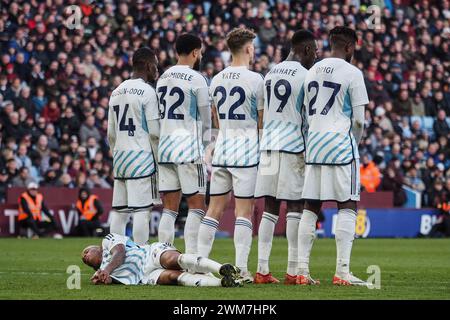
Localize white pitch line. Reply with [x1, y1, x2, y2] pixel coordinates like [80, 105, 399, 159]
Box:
[0, 271, 91, 276]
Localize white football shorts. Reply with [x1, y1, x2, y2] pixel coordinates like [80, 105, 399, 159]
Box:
[209, 166, 257, 198]
[141, 242, 179, 286]
[112, 174, 160, 210]
[255, 151, 305, 201]
[158, 163, 207, 196]
[302, 158, 360, 202]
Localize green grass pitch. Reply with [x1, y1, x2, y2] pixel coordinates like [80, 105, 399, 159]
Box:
[1, 237, 450, 300]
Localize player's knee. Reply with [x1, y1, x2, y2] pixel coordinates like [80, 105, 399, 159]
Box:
[158, 270, 181, 285]
[264, 196, 280, 215]
[186, 194, 206, 210]
[160, 251, 181, 270]
[287, 200, 304, 213]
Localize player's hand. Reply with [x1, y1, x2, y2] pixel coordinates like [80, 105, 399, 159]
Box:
[91, 271, 102, 285]
[97, 270, 112, 284]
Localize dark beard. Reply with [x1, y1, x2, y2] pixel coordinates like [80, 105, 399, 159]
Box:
[193, 58, 201, 71]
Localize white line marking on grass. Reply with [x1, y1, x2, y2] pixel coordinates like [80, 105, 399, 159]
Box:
[0, 271, 91, 276]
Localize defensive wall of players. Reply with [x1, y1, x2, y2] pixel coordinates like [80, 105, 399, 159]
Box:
[0, 187, 439, 238]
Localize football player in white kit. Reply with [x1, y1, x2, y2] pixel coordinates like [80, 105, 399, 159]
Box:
[82, 233, 243, 287]
[156, 34, 210, 254]
[107, 47, 161, 245]
[298, 27, 369, 286]
[254, 30, 317, 285]
[197, 28, 264, 282]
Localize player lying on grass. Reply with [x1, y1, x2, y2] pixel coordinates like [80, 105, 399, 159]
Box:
[81, 233, 242, 287]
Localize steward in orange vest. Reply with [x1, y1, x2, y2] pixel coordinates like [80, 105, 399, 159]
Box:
[76, 188, 103, 236]
[17, 182, 57, 238]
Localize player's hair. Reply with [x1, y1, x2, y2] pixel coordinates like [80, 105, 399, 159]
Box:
[226, 27, 256, 54]
[132, 47, 156, 70]
[175, 33, 202, 55]
[291, 29, 315, 48]
[329, 26, 357, 47]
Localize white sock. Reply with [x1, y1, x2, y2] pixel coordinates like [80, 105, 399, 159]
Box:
[177, 272, 221, 287]
[297, 209, 317, 276]
[257, 212, 278, 275]
[335, 208, 357, 277]
[132, 209, 150, 245]
[110, 210, 130, 235]
[234, 217, 253, 275]
[177, 253, 222, 274]
[184, 209, 205, 254]
[158, 209, 178, 244]
[286, 212, 301, 276]
[197, 216, 219, 258]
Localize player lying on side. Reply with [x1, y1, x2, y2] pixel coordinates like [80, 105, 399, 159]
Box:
[82, 233, 243, 287]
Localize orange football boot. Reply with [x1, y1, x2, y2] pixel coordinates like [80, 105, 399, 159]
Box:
[284, 274, 297, 285]
[296, 274, 320, 285]
[253, 272, 280, 284]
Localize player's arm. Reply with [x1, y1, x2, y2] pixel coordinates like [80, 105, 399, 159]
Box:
[92, 244, 126, 285]
[107, 105, 117, 152]
[352, 105, 366, 145]
[196, 84, 212, 145]
[211, 103, 219, 129]
[349, 71, 369, 145]
[145, 89, 161, 155]
[256, 76, 265, 131]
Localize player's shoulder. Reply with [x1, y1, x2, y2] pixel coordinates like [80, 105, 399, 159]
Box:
[245, 68, 264, 82]
[102, 233, 128, 249]
[190, 69, 209, 87]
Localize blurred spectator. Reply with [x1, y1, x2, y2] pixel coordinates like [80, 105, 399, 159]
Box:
[360, 155, 381, 193]
[86, 169, 111, 189]
[378, 165, 407, 207]
[404, 167, 426, 193]
[433, 109, 450, 138]
[79, 115, 101, 144]
[12, 166, 34, 188]
[76, 188, 103, 237]
[17, 182, 60, 238]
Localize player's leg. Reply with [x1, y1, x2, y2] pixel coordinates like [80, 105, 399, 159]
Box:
[296, 199, 321, 285]
[281, 152, 306, 284]
[285, 200, 303, 284]
[254, 151, 281, 283]
[110, 179, 131, 235]
[158, 164, 182, 244]
[232, 167, 257, 282]
[128, 175, 158, 245]
[158, 249, 241, 287]
[197, 167, 232, 258]
[255, 196, 280, 283]
[332, 159, 367, 286]
[297, 163, 322, 285]
[180, 163, 207, 254]
[160, 270, 222, 287]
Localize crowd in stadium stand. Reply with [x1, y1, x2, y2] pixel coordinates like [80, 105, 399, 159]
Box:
[0, 0, 449, 208]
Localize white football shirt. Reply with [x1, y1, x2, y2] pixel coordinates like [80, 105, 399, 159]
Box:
[260, 60, 308, 153]
[100, 233, 148, 285]
[156, 65, 209, 164]
[303, 58, 369, 165]
[210, 66, 264, 167]
[108, 78, 160, 179]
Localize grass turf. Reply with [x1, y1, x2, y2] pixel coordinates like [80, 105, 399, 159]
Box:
[0, 237, 449, 300]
